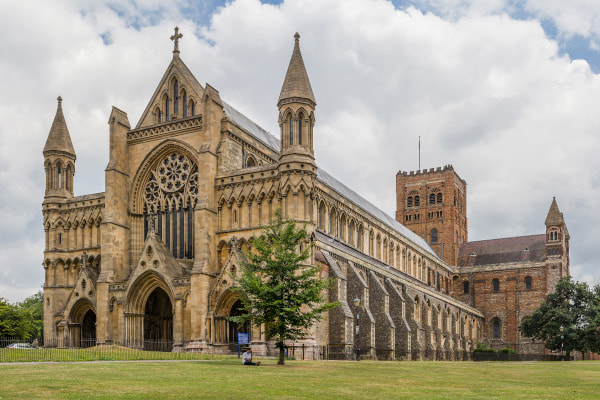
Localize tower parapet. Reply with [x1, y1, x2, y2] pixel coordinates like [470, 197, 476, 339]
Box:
[395, 164, 467, 266]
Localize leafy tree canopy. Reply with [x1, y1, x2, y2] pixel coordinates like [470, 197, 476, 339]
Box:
[519, 276, 599, 358]
[0, 291, 43, 339]
[231, 209, 339, 365]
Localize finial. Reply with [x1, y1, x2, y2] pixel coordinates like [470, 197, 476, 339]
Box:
[294, 32, 300, 42]
[57, 96, 62, 106]
[170, 26, 183, 55]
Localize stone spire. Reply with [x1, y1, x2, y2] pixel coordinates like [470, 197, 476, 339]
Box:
[277, 33, 316, 108]
[545, 197, 565, 226]
[43, 96, 75, 158]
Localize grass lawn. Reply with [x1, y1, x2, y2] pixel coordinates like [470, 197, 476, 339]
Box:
[1, 360, 599, 399]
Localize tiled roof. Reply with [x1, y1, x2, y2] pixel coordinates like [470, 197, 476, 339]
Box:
[222, 102, 440, 261]
[457, 234, 546, 267]
[316, 169, 439, 259]
[222, 102, 281, 151]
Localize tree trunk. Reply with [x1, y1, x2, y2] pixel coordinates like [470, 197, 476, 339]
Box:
[278, 335, 285, 365]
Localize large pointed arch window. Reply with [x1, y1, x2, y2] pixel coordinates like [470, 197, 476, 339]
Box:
[182, 91, 187, 118]
[143, 152, 199, 259]
[289, 116, 294, 145]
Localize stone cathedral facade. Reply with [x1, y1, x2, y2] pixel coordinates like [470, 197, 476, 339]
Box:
[41, 29, 566, 359]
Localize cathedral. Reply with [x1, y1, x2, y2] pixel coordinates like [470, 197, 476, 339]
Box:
[41, 29, 568, 359]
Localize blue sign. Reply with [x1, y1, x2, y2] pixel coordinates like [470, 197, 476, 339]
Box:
[238, 332, 249, 345]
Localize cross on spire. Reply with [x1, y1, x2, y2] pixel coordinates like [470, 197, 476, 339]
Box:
[170, 26, 183, 55]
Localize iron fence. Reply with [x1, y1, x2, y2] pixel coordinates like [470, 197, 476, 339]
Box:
[0, 337, 218, 363]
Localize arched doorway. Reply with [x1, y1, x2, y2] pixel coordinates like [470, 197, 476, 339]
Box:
[68, 299, 96, 348]
[143, 287, 173, 351]
[228, 300, 250, 352]
[81, 310, 96, 347]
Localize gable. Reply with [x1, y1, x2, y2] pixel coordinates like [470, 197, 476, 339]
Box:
[136, 56, 205, 129]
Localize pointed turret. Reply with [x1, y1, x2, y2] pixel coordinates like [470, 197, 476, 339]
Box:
[278, 33, 316, 164]
[43, 96, 76, 198]
[278, 33, 316, 108]
[544, 197, 570, 287]
[545, 197, 565, 227]
[43, 96, 75, 158]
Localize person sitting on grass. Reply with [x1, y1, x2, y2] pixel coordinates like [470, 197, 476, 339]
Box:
[242, 347, 260, 366]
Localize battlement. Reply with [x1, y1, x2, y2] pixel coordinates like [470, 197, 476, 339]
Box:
[397, 164, 454, 176]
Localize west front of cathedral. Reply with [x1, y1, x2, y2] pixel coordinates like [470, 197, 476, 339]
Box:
[41, 30, 569, 360]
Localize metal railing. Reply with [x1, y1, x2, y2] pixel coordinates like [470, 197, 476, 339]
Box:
[0, 337, 220, 363]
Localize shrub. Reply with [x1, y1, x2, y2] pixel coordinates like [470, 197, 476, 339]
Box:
[474, 342, 496, 353]
[499, 348, 516, 354]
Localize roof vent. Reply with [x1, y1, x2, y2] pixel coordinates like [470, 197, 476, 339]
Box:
[470, 252, 476, 257]
[524, 247, 529, 251]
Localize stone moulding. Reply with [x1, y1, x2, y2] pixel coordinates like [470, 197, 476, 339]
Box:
[127, 116, 202, 143]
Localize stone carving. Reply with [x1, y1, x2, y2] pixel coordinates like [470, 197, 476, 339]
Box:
[144, 152, 199, 211]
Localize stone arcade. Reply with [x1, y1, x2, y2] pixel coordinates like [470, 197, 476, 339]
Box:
[42, 29, 566, 359]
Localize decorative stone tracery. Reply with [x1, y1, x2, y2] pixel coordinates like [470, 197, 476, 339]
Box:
[143, 152, 199, 259]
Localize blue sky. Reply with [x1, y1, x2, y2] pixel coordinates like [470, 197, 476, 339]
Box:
[1, 0, 600, 302]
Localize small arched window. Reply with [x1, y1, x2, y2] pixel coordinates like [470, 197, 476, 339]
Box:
[463, 281, 469, 294]
[414, 196, 420, 207]
[329, 209, 337, 236]
[429, 193, 435, 205]
[437, 192, 443, 204]
[57, 165, 62, 189]
[246, 157, 256, 168]
[182, 91, 187, 118]
[431, 228, 438, 243]
[525, 276, 532, 290]
[492, 278, 500, 292]
[190, 100, 195, 116]
[407, 197, 413, 208]
[165, 96, 170, 121]
[155, 107, 162, 123]
[298, 113, 303, 145]
[173, 79, 179, 115]
[492, 318, 501, 339]
[318, 203, 325, 230]
[289, 116, 293, 145]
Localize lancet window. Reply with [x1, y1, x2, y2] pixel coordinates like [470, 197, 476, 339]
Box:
[143, 152, 199, 259]
[173, 79, 179, 116]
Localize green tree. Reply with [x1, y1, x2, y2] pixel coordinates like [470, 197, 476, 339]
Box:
[19, 291, 44, 338]
[231, 209, 338, 365]
[519, 276, 593, 359]
[0, 298, 33, 338]
[587, 284, 600, 354]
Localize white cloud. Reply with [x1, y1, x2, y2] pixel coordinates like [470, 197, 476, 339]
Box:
[0, 0, 599, 302]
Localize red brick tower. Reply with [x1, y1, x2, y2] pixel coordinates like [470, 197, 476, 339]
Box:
[395, 165, 467, 266]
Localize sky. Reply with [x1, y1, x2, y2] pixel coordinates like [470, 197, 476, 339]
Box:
[1, 0, 600, 303]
